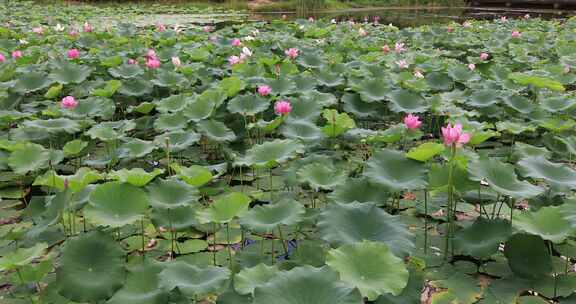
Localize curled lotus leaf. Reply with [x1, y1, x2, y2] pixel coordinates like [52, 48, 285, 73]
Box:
[517, 156, 576, 189]
[159, 261, 230, 298]
[364, 149, 428, 192]
[239, 198, 305, 233]
[86, 182, 150, 228]
[240, 139, 304, 168]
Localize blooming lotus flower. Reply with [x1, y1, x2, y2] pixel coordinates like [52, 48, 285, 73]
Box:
[396, 60, 409, 69]
[69, 30, 79, 37]
[524, 14, 531, 19]
[12, 50, 22, 59]
[564, 65, 571, 74]
[480, 52, 489, 61]
[0, 53, 4, 63]
[146, 57, 161, 69]
[54, 23, 65, 32]
[308, 17, 315, 22]
[462, 20, 472, 27]
[83, 22, 93, 33]
[511, 30, 521, 38]
[404, 114, 422, 130]
[67, 49, 80, 59]
[241, 47, 252, 58]
[447, 26, 454, 33]
[32, 27, 44, 34]
[500, 16, 508, 23]
[209, 35, 218, 42]
[358, 28, 368, 37]
[156, 23, 166, 32]
[257, 85, 272, 96]
[244, 36, 255, 41]
[468, 63, 476, 71]
[395, 42, 406, 53]
[274, 100, 292, 115]
[228, 55, 242, 65]
[231, 38, 242, 47]
[61, 96, 78, 109]
[414, 70, 424, 79]
[171, 56, 181, 67]
[441, 123, 470, 146]
[382, 44, 391, 53]
[203, 25, 213, 33]
[285, 48, 299, 59]
[128, 59, 137, 65]
[146, 49, 157, 59]
[331, 19, 337, 24]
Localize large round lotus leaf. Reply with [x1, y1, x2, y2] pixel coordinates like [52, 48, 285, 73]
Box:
[281, 121, 324, 141]
[509, 73, 565, 92]
[517, 156, 576, 189]
[504, 234, 552, 280]
[468, 156, 544, 199]
[540, 96, 575, 113]
[217, 289, 252, 304]
[183, 91, 221, 122]
[426, 72, 453, 91]
[318, 202, 414, 257]
[197, 119, 236, 142]
[159, 261, 230, 298]
[197, 192, 251, 224]
[315, 69, 345, 87]
[364, 149, 428, 192]
[154, 113, 190, 132]
[68, 97, 116, 119]
[155, 94, 189, 113]
[503, 95, 535, 114]
[108, 168, 164, 187]
[22, 118, 81, 134]
[328, 178, 390, 205]
[151, 205, 199, 231]
[467, 90, 500, 107]
[227, 94, 269, 116]
[342, 93, 380, 118]
[326, 241, 409, 300]
[513, 206, 574, 243]
[297, 163, 346, 190]
[292, 74, 318, 92]
[33, 168, 103, 193]
[118, 138, 156, 159]
[267, 78, 296, 95]
[108, 64, 144, 79]
[0, 242, 47, 271]
[8, 143, 51, 175]
[298, 52, 325, 68]
[514, 142, 551, 159]
[107, 260, 168, 304]
[453, 218, 512, 258]
[86, 182, 149, 228]
[147, 178, 199, 209]
[356, 79, 390, 102]
[13, 72, 53, 93]
[154, 129, 200, 152]
[288, 98, 322, 121]
[241, 139, 304, 168]
[448, 65, 480, 82]
[151, 70, 188, 88]
[119, 77, 153, 96]
[56, 231, 125, 302]
[374, 266, 423, 304]
[387, 90, 428, 113]
[177, 165, 213, 187]
[252, 266, 362, 304]
[50, 63, 92, 84]
[234, 263, 279, 295]
[406, 142, 445, 162]
[239, 198, 305, 233]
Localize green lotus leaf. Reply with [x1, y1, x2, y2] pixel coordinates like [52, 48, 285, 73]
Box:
[108, 64, 144, 79]
[342, 93, 380, 118]
[328, 178, 390, 205]
[0, 242, 47, 271]
[86, 121, 135, 141]
[467, 90, 500, 107]
[197, 192, 251, 224]
[151, 205, 200, 231]
[315, 69, 345, 87]
[364, 149, 428, 192]
[156, 94, 190, 113]
[119, 77, 153, 96]
[234, 263, 279, 295]
[321, 109, 356, 138]
[513, 206, 574, 243]
[241, 139, 304, 168]
[118, 138, 156, 159]
[8, 143, 51, 174]
[151, 70, 189, 88]
[281, 120, 324, 141]
[517, 156, 576, 189]
[239, 198, 305, 233]
[538, 117, 576, 132]
[33, 168, 103, 192]
[503, 95, 535, 114]
[56, 231, 125, 303]
[318, 202, 414, 257]
[154, 112, 190, 132]
[426, 72, 453, 91]
[68, 97, 116, 119]
[468, 156, 544, 199]
[267, 78, 296, 95]
[253, 266, 362, 304]
[387, 90, 429, 113]
[454, 218, 512, 258]
[50, 62, 92, 84]
[154, 130, 200, 152]
[107, 260, 168, 304]
[509, 72, 565, 92]
[504, 234, 552, 280]
[13, 72, 53, 93]
[219, 76, 245, 97]
[183, 89, 226, 121]
[540, 96, 575, 113]
[63, 139, 88, 157]
[298, 52, 325, 68]
[288, 97, 322, 121]
[227, 94, 269, 116]
[496, 121, 535, 135]
[22, 118, 81, 134]
[159, 261, 230, 298]
[86, 182, 149, 228]
[197, 119, 236, 142]
[177, 165, 213, 187]
[297, 163, 346, 190]
[357, 79, 389, 102]
[448, 65, 480, 82]
[148, 178, 199, 209]
[514, 142, 550, 159]
[91, 79, 122, 98]
[108, 168, 164, 187]
[130, 102, 155, 113]
[326, 241, 408, 300]
[407, 142, 445, 162]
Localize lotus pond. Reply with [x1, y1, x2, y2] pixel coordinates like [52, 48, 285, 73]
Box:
[2, 2, 576, 304]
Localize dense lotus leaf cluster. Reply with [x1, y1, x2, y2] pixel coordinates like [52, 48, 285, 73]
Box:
[1, 2, 576, 303]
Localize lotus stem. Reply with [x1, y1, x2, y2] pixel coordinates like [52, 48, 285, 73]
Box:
[213, 222, 217, 266]
[444, 144, 456, 261]
[424, 190, 428, 255]
[165, 138, 171, 176]
[260, 235, 265, 259]
[271, 238, 275, 264]
[226, 223, 233, 267]
[16, 268, 34, 304]
[141, 219, 146, 261]
[277, 226, 288, 256]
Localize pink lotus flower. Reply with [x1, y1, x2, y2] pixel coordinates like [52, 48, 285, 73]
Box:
[32, 27, 44, 35]
[156, 23, 166, 32]
[447, 26, 454, 33]
[69, 30, 79, 37]
[12, 50, 22, 59]
[228, 55, 242, 65]
[146, 49, 157, 59]
[396, 60, 409, 69]
[231, 38, 242, 47]
[404, 114, 422, 130]
[274, 100, 292, 115]
[462, 20, 472, 28]
[146, 57, 161, 69]
[441, 123, 470, 146]
[414, 70, 424, 79]
[382, 44, 391, 53]
[511, 30, 521, 38]
[480, 52, 489, 61]
[0, 53, 5, 63]
[67, 49, 80, 59]
[61, 96, 78, 109]
[468, 63, 476, 71]
[203, 26, 213, 33]
[257, 85, 272, 96]
[395, 42, 406, 53]
[500, 16, 508, 23]
[285, 48, 299, 59]
[128, 58, 137, 65]
[524, 14, 531, 19]
[83, 22, 93, 33]
[171, 56, 181, 67]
